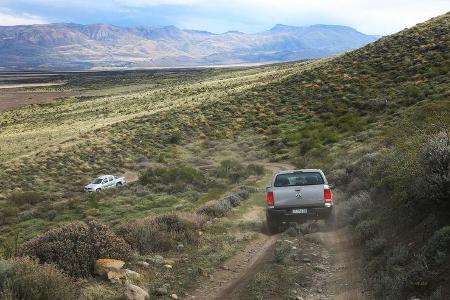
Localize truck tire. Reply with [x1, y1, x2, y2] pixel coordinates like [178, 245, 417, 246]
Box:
[266, 212, 279, 234]
[116, 182, 122, 187]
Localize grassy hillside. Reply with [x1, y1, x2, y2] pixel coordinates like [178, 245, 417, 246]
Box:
[0, 12, 448, 300]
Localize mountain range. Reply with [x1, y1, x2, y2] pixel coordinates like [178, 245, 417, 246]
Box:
[0, 23, 379, 70]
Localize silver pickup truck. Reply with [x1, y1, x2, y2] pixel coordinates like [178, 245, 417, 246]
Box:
[84, 175, 125, 192]
[266, 169, 334, 233]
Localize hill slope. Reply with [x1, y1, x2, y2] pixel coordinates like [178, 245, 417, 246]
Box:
[0, 23, 377, 70]
[0, 11, 448, 300]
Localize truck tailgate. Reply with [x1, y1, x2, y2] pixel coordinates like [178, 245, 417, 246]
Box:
[273, 185, 324, 208]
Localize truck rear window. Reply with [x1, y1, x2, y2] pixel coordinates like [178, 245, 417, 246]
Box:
[274, 172, 324, 187]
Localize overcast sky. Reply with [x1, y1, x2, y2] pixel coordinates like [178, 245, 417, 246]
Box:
[0, 0, 449, 35]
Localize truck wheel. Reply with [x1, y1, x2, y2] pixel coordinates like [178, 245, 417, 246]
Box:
[96, 188, 101, 192]
[116, 182, 122, 187]
[266, 213, 279, 234]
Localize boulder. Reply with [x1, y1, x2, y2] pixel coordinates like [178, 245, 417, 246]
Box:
[137, 261, 150, 268]
[155, 287, 168, 296]
[94, 259, 125, 277]
[125, 283, 149, 300]
[125, 269, 141, 280]
[163, 259, 176, 265]
[146, 255, 164, 265]
[107, 269, 127, 284]
[303, 232, 326, 245]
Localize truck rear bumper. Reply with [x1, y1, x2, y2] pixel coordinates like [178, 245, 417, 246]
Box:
[267, 206, 332, 221]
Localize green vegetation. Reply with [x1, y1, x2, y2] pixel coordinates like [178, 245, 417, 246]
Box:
[19, 221, 131, 277]
[0, 12, 448, 300]
[0, 258, 79, 300]
[336, 126, 449, 299]
[139, 165, 210, 193]
[117, 214, 202, 254]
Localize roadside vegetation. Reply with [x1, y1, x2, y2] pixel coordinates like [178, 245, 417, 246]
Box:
[0, 12, 448, 300]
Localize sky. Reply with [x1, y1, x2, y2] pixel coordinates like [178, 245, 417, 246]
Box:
[0, 0, 449, 35]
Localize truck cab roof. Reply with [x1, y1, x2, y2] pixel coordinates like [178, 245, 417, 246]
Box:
[275, 169, 323, 175]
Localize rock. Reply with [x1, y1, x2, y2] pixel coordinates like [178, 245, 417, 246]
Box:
[147, 255, 164, 265]
[198, 267, 208, 276]
[155, 287, 168, 296]
[313, 265, 326, 272]
[107, 269, 127, 284]
[125, 269, 141, 280]
[137, 261, 150, 268]
[125, 283, 149, 300]
[177, 244, 185, 251]
[302, 258, 311, 263]
[163, 259, 176, 265]
[94, 259, 125, 277]
[303, 232, 325, 245]
[164, 264, 173, 269]
[170, 294, 179, 299]
[198, 231, 203, 236]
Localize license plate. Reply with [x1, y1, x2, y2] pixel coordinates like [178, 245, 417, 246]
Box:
[292, 209, 308, 214]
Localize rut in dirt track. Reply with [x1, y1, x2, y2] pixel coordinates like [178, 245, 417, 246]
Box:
[190, 233, 278, 300]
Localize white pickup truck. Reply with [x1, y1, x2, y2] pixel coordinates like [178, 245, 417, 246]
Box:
[84, 175, 125, 192]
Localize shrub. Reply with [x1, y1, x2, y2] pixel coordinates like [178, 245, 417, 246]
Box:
[0, 258, 79, 300]
[82, 284, 122, 300]
[387, 245, 411, 267]
[423, 226, 450, 266]
[365, 237, 387, 256]
[355, 220, 379, 242]
[8, 192, 44, 206]
[19, 220, 131, 278]
[139, 165, 209, 193]
[117, 214, 200, 254]
[339, 191, 372, 225]
[246, 164, 266, 176]
[350, 208, 372, 226]
[215, 160, 245, 183]
[418, 131, 449, 207]
[198, 199, 232, 218]
[197, 186, 254, 217]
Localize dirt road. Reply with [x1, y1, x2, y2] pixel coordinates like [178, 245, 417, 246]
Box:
[189, 162, 369, 299]
[190, 233, 278, 299]
[190, 226, 368, 300]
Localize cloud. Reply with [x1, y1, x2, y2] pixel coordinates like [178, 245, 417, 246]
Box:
[0, 0, 448, 34]
[113, 0, 203, 6]
[0, 10, 47, 26]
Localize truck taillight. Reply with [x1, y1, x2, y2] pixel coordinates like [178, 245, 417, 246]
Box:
[266, 192, 274, 207]
[324, 188, 332, 203]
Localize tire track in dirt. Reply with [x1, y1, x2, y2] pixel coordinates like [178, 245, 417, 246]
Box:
[190, 233, 278, 299]
[189, 162, 293, 299]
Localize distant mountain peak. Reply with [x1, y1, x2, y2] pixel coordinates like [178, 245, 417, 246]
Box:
[224, 30, 245, 34]
[269, 24, 296, 32]
[0, 21, 379, 70]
